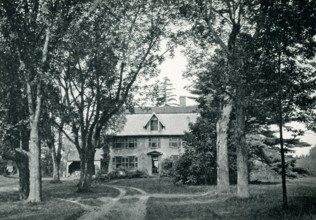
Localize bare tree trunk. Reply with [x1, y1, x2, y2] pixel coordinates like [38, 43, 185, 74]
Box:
[17, 27, 49, 202]
[16, 154, 29, 200]
[15, 126, 30, 200]
[216, 96, 232, 192]
[236, 102, 249, 198]
[28, 122, 41, 202]
[78, 147, 95, 192]
[279, 103, 288, 209]
[51, 146, 61, 182]
[50, 123, 63, 182]
[16, 128, 29, 200]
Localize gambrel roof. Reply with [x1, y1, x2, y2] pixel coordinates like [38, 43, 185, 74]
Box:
[116, 108, 199, 136]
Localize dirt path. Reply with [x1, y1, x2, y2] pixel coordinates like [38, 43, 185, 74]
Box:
[73, 184, 230, 220]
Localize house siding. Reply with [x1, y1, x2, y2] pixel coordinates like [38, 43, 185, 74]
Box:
[108, 136, 183, 175]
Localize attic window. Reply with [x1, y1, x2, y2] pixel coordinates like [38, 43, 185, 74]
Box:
[150, 116, 159, 131]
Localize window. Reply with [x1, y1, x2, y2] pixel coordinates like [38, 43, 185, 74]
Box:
[112, 156, 122, 169]
[112, 156, 138, 169]
[113, 139, 126, 149]
[150, 116, 159, 131]
[169, 137, 182, 148]
[113, 138, 137, 149]
[149, 137, 160, 148]
[127, 138, 137, 148]
[128, 156, 138, 169]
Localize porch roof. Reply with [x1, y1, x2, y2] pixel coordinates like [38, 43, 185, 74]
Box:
[147, 151, 163, 156]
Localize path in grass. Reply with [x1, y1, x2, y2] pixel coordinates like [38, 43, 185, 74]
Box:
[77, 185, 149, 220]
[74, 184, 230, 220]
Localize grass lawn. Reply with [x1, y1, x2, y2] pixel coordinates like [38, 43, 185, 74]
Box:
[145, 179, 316, 220]
[0, 176, 315, 219]
[0, 177, 120, 220]
[108, 177, 217, 194]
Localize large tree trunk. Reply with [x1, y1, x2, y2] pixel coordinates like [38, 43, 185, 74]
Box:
[51, 147, 61, 182]
[78, 147, 95, 192]
[27, 122, 41, 202]
[236, 102, 249, 198]
[16, 128, 30, 200]
[216, 96, 232, 192]
[51, 126, 62, 182]
[16, 154, 29, 200]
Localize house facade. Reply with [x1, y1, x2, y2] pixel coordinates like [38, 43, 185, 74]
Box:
[108, 102, 198, 176]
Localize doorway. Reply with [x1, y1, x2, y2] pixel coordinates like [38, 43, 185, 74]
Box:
[152, 156, 159, 174]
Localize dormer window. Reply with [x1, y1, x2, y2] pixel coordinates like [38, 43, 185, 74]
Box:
[150, 116, 159, 131]
[144, 114, 164, 131]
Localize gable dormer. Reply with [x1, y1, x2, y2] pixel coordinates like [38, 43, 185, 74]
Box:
[144, 113, 164, 131]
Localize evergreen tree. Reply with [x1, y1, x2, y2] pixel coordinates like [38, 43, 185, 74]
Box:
[156, 77, 178, 107]
[248, 0, 316, 208]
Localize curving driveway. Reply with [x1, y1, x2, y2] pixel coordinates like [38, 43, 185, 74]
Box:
[73, 185, 230, 220]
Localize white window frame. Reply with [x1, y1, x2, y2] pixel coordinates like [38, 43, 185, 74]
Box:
[169, 137, 182, 148]
[113, 138, 137, 149]
[150, 116, 159, 131]
[112, 156, 138, 169]
[149, 137, 160, 148]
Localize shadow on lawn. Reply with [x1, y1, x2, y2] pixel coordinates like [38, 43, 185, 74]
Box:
[145, 178, 316, 220]
[265, 196, 316, 219]
[250, 180, 280, 185]
[0, 179, 121, 220]
[42, 180, 120, 200]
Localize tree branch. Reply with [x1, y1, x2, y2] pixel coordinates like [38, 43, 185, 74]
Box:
[52, 120, 76, 145]
[15, 148, 30, 157]
[204, 2, 230, 56]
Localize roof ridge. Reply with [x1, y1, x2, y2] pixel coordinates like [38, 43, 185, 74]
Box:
[128, 105, 198, 114]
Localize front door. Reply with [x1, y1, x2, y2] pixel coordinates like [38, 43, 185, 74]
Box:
[152, 156, 159, 174]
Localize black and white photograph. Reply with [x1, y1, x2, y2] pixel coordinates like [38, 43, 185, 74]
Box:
[0, 0, 315, 219]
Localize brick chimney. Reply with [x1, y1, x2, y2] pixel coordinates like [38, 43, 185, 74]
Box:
[179, 96, 186, 107]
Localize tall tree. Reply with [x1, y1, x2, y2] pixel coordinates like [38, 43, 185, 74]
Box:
[179, 0, 253, 197]
[156, 77, 178, 106]
[0, 48, 30, 199]
[0, 1, 49, 201]
[0, 0, 81, 202]
[52, 0, 174, 191]
[249, 0, 316, 208]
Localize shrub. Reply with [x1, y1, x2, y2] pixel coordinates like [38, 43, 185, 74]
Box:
[127, 169, 149, 178]
[107, 169, 148, 180]
[108, 169, 127, 179]
[174, 151, 217, 185]
[174, 116, 233, 185]
[160, 158, 176, 177]
[95, 169, 110, 182]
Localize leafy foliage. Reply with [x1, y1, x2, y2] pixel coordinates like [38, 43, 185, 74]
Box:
[175, 115, 239, 185]
[107, 169, 149, 180]
[160, 157, 177, 177]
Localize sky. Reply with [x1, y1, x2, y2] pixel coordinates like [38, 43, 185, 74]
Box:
[270, 122, 316, 157]
[158, 47, 197, 106]
[158, 47, 316, 156]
